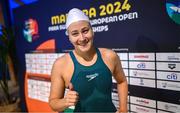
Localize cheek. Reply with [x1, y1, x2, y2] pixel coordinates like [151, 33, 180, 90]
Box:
[88, 30, 94, 40]
[88, 34, 94, 40]
[69, 37, 77, 44]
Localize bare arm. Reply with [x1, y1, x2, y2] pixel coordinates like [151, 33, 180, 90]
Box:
[48, 57, 78, 112]
[112, 52, 128, 112]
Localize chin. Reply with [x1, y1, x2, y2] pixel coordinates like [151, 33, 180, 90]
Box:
[77, 44, 92, 53]
[78, 46, 90, 52]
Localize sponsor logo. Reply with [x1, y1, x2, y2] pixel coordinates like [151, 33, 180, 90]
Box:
[136, 106, 150, 112]
[167, 73, 177, 80]
[167, 56, 180, 61]
[162, 82, 167, 88]
[168, 64, 176, 69]
[86, 73, 99, 81]
[137, 63, 146, 69]
[162, 82, 180, 89]
[133, 71, 138, 76]
[23, 18, 39, 43]
[162, 82, 168, 88]
[136, 99, 149, 104]
[133, 71, 149, 76]
[165, 104, 179, 111]
[134, 55, 149, 59]
[140, 78, 144, 85]
[166, 0, 180, 24]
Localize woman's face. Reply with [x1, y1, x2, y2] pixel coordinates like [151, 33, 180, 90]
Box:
[68, 21, 94, 53]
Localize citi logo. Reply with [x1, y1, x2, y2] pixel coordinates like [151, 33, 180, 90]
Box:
[167, 73, 177, 80]
[137, 63, 146, 69]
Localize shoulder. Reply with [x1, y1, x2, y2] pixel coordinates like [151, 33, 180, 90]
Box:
[98, 48, 118, 60]
[51, 52, 74, 87]
[53, 53, 70, 67]
[98, 48, 120, 73]
[98, 48, 120, 70]
[51, 53, 72, 75]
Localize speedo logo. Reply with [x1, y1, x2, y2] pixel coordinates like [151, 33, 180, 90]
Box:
[86, 73, 99, 81]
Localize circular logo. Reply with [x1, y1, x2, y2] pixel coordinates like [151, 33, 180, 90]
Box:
[166, 0, 180, 24]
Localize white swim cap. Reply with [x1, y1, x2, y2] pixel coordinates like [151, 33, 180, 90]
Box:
[66, 8, 90, 29]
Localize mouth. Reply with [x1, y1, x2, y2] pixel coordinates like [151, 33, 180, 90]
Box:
[79, 43, 88, 47]
[78, 40, 89, 47]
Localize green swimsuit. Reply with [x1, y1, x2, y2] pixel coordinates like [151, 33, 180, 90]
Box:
[69, 48, 116, 112]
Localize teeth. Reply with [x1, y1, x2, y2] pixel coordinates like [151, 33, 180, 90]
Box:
[79, 43, 87, 46]
[79, 40, 88, 46]
[80, 44, 86, 46]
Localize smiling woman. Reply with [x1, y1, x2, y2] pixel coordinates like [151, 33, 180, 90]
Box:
[48, 8, 128, 113]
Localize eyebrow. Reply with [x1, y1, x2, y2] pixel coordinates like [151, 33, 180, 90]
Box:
[70, 25, 90, 33]
[70, 30, 78, 34]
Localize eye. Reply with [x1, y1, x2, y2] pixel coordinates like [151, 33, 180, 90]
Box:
[82, 28, 89, 34]
[71, 32, 79, 37]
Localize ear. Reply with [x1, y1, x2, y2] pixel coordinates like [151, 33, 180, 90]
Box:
[90, 25, 94, 36]
[65, 30, 69, 36]
[66, 29, 72, 42]
[91, 29, 94, 36]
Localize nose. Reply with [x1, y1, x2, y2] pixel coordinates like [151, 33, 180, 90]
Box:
[79, 33, 86, 42]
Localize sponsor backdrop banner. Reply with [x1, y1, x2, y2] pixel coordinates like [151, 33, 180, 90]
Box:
[13, 0, 180, 112]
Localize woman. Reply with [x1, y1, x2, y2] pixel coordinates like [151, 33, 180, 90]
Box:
[49, 8, 128, 112]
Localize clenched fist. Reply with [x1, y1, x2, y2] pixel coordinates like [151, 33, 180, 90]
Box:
[64, 83, 79, 107]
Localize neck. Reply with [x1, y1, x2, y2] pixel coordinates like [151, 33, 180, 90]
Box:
[74, 46, 96, 61]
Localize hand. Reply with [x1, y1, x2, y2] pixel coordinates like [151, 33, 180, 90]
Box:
[64, 83, 79, 107]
